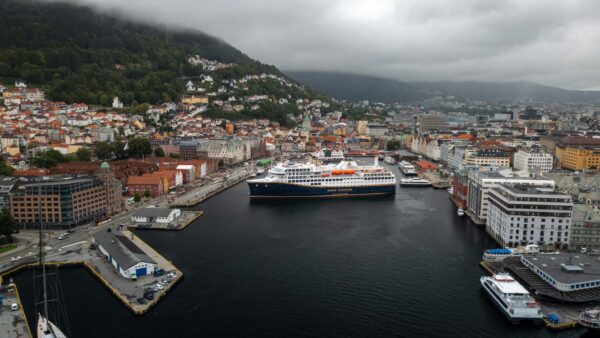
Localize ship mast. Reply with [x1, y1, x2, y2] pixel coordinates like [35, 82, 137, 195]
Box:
[37, 182, 49, 324]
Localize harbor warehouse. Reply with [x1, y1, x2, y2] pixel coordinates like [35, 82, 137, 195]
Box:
[92, 230, 157, 279]
[131, 208, 181, 224]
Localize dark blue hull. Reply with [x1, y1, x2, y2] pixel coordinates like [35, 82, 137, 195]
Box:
[248, 182, 396, 198]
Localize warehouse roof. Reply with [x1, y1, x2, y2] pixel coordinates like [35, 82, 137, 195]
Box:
[93, 230, 156, 270]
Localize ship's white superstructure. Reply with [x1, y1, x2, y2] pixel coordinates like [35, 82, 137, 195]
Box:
[399, 178, 432, 187]
[398, 161, 418, 176]
[480, 273, 542, 323]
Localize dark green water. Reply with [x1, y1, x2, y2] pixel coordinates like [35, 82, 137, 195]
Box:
[13, 168, 586, 337]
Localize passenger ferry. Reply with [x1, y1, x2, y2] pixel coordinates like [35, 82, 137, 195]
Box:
[398, 161, 418, 176]
[399, 178, 432, 187]
[482, 244, 540, 262]
[384, 156, 396, 165]
[247, 159, 396, 198]
[579, 308, 600, 330]
[480, 273, 542, 323]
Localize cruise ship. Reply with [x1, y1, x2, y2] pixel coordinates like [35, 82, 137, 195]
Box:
[398, 161, 418, 176]
[480, 273, 543, 323]
[247, 159, 396, 198]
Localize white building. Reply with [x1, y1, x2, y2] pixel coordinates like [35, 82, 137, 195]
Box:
[112, 96, 123, 109]
[466, 149, 511, 167]
[92, 230, 158, 279]
[467, 169, 555, 224]
[513, 150, 553, 172]
[131, 208, 181, 224]
[486, 184, 572, 248]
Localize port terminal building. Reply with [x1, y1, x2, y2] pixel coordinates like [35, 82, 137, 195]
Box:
[504, 253, 600, 302]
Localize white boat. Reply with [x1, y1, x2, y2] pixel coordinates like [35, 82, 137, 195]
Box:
[384, 156, 396, 165]
[399, 178, 432, 187]
[38, 314, 67, 338]
[457, 207, 464, 216]
[480, 273, 542, 323]
[447, 186, 454, 195]
[482, 244, 540, 262]
[398, 161, 418, 176]
[247, 159, 396, 198]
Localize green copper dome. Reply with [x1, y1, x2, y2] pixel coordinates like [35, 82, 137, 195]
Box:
[100, 161, 110, 169]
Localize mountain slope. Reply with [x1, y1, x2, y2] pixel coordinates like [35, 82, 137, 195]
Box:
[287, 71, 600, 103]
[412, 81, 600, 102]
[0, 0, 283, 105]
[286, 71, 426, 103]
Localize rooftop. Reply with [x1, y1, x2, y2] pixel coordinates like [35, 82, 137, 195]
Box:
[93, 230, 156, 270]
[132, 208, 177, 218]
[522, 254, 600, 285]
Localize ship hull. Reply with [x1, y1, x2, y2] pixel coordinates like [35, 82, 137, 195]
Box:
[248, 182, 396, 198]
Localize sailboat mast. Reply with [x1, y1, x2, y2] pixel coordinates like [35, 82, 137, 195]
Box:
[38, 182, 49, 321]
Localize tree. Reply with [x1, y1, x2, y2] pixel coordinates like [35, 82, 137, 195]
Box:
[94, 142, 113, 160]
[128, 137, 152, 159]
[154, 147, 165, 157]
[143, 189, 151, 198]
[0, 157, 14, 176]
[133, 192, 141, 203]
[113, 140, 128, 160]
[75, 147, 92, 161]
[0, 209, 19, 243]
[218, 159, 225, 169]
[32, 149, 65, 168]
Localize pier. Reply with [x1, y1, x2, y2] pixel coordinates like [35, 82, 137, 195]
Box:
[171, 172, 251, 207]
[0, 284, 31, 338]
[128, 210, 204, 231]
[479, 260, 582, 331]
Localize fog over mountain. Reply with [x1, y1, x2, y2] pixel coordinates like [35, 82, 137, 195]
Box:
[67, 0, 600, 90]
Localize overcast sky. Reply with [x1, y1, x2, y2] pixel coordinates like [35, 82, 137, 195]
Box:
[75, 0, 600, 90]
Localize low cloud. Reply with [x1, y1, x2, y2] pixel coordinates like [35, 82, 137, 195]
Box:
[72, 0, 600, 90]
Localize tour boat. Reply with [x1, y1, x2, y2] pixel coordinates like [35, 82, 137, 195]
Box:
[247, 158, 396, 198]
[398, 161, 418, 176]
[399, 178, 432, 187]
[384, 156, 396, 165]
[480, 273, 542, 323]
[482, 244, 540, 262]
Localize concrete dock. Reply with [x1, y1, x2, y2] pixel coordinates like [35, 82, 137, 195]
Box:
[0, 230, 183, 316]
[128, 210, 204, 231]
[171, 172, 251, 207]
[0, 284, 31, 338]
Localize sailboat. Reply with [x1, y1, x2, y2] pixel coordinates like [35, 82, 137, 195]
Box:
[36, 184, 68, 338]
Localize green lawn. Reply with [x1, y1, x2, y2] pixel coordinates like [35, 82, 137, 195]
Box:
[0, 243, 17, 254]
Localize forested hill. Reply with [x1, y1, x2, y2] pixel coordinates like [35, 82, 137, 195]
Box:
[0, 0, 285, 105]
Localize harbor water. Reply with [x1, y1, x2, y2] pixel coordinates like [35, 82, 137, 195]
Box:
[13, 166, 585, 337]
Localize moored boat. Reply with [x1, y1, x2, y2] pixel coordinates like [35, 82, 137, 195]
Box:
[579, 308, 600, 330]
[384, 156, 396, 165]
[247, 159, 396, 198]
[480, 273, 543, 323]
[457, 207, 464, 216]
[398, 161, 418, 176]
[399, 178, 432, 187]
[482, 244, 540, 262]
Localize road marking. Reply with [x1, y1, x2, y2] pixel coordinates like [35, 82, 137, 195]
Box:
[61, 241, 87, 249]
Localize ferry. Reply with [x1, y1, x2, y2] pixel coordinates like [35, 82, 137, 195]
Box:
[384, 156, 396, 165]
[480, 273, 543, 323]
[399, 178, 432, 187]
[247, 159, 396, 198]
[482, 244, 540, 262]
[398, 161, 418, 176]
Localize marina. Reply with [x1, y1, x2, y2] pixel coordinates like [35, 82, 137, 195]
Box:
[8, 176, 584, 337]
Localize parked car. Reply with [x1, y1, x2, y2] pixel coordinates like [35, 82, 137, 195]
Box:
[11, 256, 21, 262]
[143, 292, 155, 300]
[58, 233, 69, 240]
[137, 297, 147, 305]
[153, 268, 165, 277]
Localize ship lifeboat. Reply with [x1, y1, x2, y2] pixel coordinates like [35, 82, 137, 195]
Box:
[321, 173, 331, 177]
[331, 170, 344, 175]
[343, 169, 356, 175]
